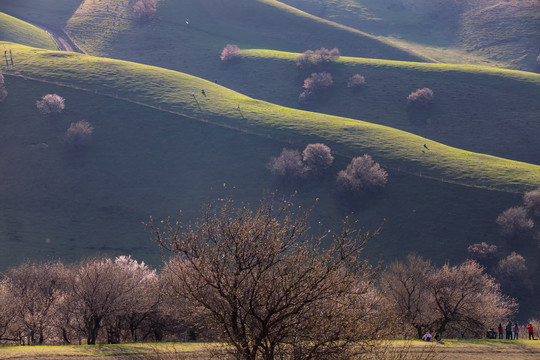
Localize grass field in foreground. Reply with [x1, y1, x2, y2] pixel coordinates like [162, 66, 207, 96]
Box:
[1, 42, 539, 193]
[0, 12, 56, 50]
[1, 340, 540, 360]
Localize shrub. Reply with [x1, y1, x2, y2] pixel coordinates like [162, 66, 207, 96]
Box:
[496, 206, 534, 238]
[36, 94, 65, 115]
[267, 148, 306, 178]
[64, 121, 94, 148]
[220, 44, 241, 61]
[467, 242, 498, 267]
[524, 187, 540, 216]
[337, 154, 388, 191]
[133, 0, 157, 19]
[348, 74, 366, 88]
[302, 143, 333, 172]
[295, 48, 340, 69]
[299, 72, 333, 102]
[407, 87, 434, 108]
[0, 70, 6, 103]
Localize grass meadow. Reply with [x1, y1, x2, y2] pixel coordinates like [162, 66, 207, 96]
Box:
[1, 340, 540, 359]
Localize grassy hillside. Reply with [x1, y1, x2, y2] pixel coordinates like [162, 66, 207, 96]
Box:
[2, 43, 539, 193]
[218, 49, 540, 166]
[0, 12, 56, 50]
[63, 0, 429, 80]
[0, 70, 522, 273]
[280, 0, 540, 71]
[0, 0, 83, 28]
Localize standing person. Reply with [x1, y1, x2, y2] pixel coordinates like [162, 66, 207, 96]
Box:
[498, 323, 503, 339]
[507, 321, 513, 340]
[527, 323, 534, 340]
[514, 323, 519, 340]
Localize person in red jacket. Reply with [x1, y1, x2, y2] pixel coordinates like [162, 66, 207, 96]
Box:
[527, 323, 534, 340]
[498, 323, 503, 339]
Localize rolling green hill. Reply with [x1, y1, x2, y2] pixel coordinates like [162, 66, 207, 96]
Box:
[2, 42, 539, 193]
[280, 0, 540, 71]
[0, 12, 56, 50]
[63, 0, 430, 80]
[0, 46, 524, 276]
[0, 0, 83, 29]
[218, 49, 540, 166]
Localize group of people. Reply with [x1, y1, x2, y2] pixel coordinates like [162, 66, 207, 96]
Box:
[422, 331, 441, 342]
[492, 322, 536, 340]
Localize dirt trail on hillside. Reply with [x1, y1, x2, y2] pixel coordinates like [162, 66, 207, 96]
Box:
[32, 22, 86, 54]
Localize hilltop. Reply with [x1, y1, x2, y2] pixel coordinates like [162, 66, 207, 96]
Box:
[281, 0, 540, 71]
[0, 12, 56, 50]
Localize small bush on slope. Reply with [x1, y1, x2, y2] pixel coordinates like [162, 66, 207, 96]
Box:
[36, 94, 65, 115]
[337, 155, 388, 192]
[220, 44, 241, 61]
[64, 121, 94, 149]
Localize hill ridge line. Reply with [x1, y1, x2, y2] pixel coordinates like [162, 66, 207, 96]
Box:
[5, 73, 522, 195]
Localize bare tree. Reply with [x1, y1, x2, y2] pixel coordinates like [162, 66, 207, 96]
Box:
[295, 48, 340, 69]
[348, 74, 366, 89]
[299, 72, 333, 103]
[337, 155, 388, 192]
[36, 94, 65, 115]
[302, 143, 334, 173]
[64, 121, 94, 149]
[221, 44, 241, 61]
[67, 257, 148, 344]
[467, 242, 498, 268]
[267, 148, 306, 178]
[496, 206, 534, 239]
[0, 282, 17, 342]
[383, 256, 516, 338]
[2, 261, 67, 345]
[133, 0, 157, 20]
[146, 196, 389, 360]
[496, 252, 529, 294]
[524, 187, 540, 216]
[380, 255, 435, 339]
[407, 88, 434, 108]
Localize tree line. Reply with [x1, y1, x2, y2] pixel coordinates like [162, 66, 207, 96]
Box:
[0, 196, 517, 360]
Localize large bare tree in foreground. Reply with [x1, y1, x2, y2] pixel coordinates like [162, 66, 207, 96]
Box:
[147, 196, 391, 360]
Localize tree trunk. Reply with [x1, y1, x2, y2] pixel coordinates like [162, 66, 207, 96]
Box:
[87, 317, 102, 345]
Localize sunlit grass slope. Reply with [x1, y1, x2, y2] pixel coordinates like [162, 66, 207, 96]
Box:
[280, 0, 540, 71]
[225, 49, 540, 166]
[0, 0, 83, 28]
[64, 0, 429, 79]
[0, 12, 56, 50]
[2, 42, 539, 193]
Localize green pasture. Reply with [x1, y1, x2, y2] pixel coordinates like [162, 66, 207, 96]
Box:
[2, 43, 539, 193]
[0, 12, 56, 50]
[0, 0, 83, 28]
[230, 49, 540, 166]
[1, 340, 540, 360]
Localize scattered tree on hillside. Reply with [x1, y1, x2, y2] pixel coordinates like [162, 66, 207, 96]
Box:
[36, 94, 65, 115]
[337, 155, 388, 192]
[0, 70, 7, 103]
[407, 87, 434, 108]
[302, 143, 334, 173]
[299, 72, 333, 103]
[267, 148, 306, 178]
[524, 187, 540, 216]
[467, 242, 498, 268]
[133, 0, 157, 20]
[220, 44, 241, 61]
[146, 196, 391, 360]
[295, 48, 340, 69]
[64, 121, 94, 149]
[382, 256, 516, 338]
[496, 252, 530, 294]
[348, 74, 366, 89]
[537, 54, 540, 66]
[496, 206, 534, 239]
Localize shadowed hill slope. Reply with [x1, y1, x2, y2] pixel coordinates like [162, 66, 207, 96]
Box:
[63, 0, 430, 80]
[0, 12, 56, 50]
[280, 0, 540, 71]
[1, 42, 539, 193]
